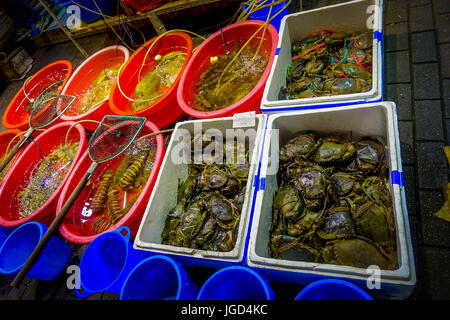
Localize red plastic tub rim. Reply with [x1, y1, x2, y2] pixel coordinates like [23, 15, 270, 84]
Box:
[177, 20, 278, 118]
[56, 120, 165, 244]
[109, 32, 193, 117]
[0, 121, 87, 228]
[60, 45, 130, 122]
[0, 129, 24, 184]
[122, 0, 165, 13]
[1, 60, 73, 130]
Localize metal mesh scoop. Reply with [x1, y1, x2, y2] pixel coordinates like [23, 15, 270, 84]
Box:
[0, 90, 75, 174]
[89, 116, 146, 163]
[11, 115, 147, 288]
[30, 92, 75, 129]
[23, 77, 64, 107]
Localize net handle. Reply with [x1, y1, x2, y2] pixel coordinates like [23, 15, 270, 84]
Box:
[89, 116, 146, 163]
[0, 129, 33, 174]
[30, 94, 76, 130]
[22, 76, 34, 103]
[11, 161, 99, 288]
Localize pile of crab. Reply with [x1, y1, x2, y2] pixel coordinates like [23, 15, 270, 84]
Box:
[279, 30, 373, 100]
[161, 136, 249, 252]
[269, 132, 398, 270]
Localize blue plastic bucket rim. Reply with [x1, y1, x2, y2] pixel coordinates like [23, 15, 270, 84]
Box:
[54, 0, 72, 5]
[79, 226, 131, 293]
[295, 279, 373, 300]
[197, 266, 273, 300]
[0, 221, 45, 274]
[242, 1, 288, 17]
[120, 255, 184, 300]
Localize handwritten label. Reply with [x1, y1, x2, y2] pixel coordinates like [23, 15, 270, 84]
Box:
[233, 111, 256, 128]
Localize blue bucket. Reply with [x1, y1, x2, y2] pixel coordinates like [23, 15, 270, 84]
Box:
[120, 255, 199, 300]
[243, 0, 288, 32]
[75, 226, 149, 298]
[0, 222, 71, 281]
[197, 266, 275, 300]
[0, 226, 7, 248]
[295, 279, 373, 300]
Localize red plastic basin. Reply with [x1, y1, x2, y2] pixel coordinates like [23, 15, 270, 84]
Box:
[2, 60, 73, 131]
[56, 120, 165, 244]
[122, 0, 165, 13]
[0, 129, 24, 186]
[0, 122, 87, 228]
[60, 45, 130, 131]
[109, 32, 193, 129]
[177, 20, 278, 118]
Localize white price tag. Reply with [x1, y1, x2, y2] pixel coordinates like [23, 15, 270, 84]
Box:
[233, 111, 256, 128]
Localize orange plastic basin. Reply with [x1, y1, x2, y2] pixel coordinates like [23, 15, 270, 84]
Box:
[2, 60, 73, 131]
[109, 32, 193, 128]
[0, 129, 24, 186]
[177, 21, 278, 118]
[0, 122, 87, 228]
[60, 46, 130, 131]
[56, 120, 165, 244]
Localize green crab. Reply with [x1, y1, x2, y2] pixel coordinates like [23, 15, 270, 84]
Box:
[314, 138, 356, 165]
[273, 182, 303, 221]
[168, 200, 207, 247]
[321, 237, 397, 270]
[355, 138, 386, 175]
[279, 133, 318, 162]
[316, 206, 356, 240]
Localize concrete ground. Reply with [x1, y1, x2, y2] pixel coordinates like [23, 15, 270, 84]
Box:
[0, 0, 449, 300]
[382, 0, 450, 300]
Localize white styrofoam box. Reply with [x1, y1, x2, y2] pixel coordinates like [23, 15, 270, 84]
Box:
[391, 99, 417, 299]
[377, 0, 384, 101]
[247, 102, 416, 299]
[134, 114, 267, 269]
[261, 0, 383, 112]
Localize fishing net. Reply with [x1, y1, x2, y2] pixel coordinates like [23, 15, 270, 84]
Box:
[22, 73, 76, 129]
[23, 78, 64, 106]
[29, 92, 76, 129]
[88, 115, 146, 163]
[0, 90, 75, 173]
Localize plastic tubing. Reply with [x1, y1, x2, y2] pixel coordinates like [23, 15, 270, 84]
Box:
[64, 120, 101, 145]
[237, 0, 286, 22]
[216, 0, 291, 89]
[133, 129, 174, 149]
[115, 29, 205, 103]
[3, 128, 45, 158]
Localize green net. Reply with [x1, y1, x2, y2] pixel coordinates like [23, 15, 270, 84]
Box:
[29, 92, 75, 129]
[88, 115, 146, 163]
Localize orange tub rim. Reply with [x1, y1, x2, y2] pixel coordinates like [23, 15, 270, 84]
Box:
[1, 60, 73, 130]
[109, 31, 193, 117]
[60, 45, 130, 122]
[177, 20, 279, 119]
[0, 121, 87, 228]
[56, 120, 165, 244]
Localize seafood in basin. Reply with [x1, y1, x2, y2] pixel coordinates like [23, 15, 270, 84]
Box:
[17, 142, 80, 218]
